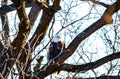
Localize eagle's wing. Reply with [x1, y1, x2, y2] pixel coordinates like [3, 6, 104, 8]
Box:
[47, 42, 56, 61]
[47, 41, 65, 62]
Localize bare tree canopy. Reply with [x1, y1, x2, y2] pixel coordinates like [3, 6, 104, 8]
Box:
[0, 0, 120, 79]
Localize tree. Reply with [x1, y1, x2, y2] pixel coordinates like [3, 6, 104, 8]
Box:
[0, 0, 120, 79]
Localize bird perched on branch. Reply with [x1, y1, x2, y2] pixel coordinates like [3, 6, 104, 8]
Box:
[47, 35, 66, 74]
[47, 35, 65, 62]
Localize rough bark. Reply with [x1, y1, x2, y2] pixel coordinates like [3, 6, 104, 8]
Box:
[18, 0, 61, 79]
[0, 2, 32, 15]
[28, 2, 41, 26]
[17, 2, 42, 79]
[0, 0, 31, 78]
[1, 0, 9, 45]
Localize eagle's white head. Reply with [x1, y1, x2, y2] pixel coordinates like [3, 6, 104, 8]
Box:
[53, 35, 63, 43]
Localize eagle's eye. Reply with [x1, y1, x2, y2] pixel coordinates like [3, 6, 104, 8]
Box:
[57, 36, 61, 39]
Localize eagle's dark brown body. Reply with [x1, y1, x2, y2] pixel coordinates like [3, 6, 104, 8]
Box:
[48, 41, 65, 61]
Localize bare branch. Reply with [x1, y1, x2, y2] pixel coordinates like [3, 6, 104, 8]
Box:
[89, 0, 109, 8]
[61, 52, 120, 72]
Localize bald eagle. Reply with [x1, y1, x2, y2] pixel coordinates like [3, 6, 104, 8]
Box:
[47, 35, 65, 62]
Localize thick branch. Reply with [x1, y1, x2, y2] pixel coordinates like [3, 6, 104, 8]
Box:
[29, 2, 41, 26]
[18, 0, 61, 79]
[0, 0, 31, 78]
[0, 0, 51, 15]
[81, 0, 109, 8]
[90, 0, 109, 8]
[1, 1, 9, 44]
[34, 52, 120, 78]
[0, 2, 32, 15]
[17, 2, 42, 79]
[61, 52, 120, 72]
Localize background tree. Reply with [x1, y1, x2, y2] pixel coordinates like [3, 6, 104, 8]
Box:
[0, 0, 120, 79]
